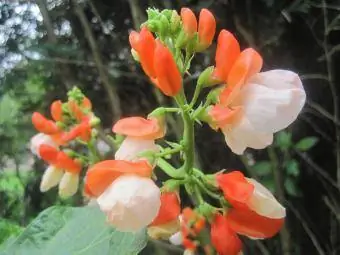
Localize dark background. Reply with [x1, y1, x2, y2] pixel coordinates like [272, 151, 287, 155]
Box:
[0, 0, 340, 254]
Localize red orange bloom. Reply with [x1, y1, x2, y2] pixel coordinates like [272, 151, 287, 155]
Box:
[32, 112, 60, 135]
[180, 8, 197, 38]
[197, 9, 216, 51]
[151, 192, 180, 226]
[85, 160, 153, 197]
[50, 100, 63, 122]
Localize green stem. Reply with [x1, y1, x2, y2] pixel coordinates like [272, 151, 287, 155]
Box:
[181, 106, 195, 174]
[157, 158, 185, 179]
[156, 146, 182, 157]
[194, 176, 221, 200]
[189, 82, 204, 108]
[193, 184, 204, 204]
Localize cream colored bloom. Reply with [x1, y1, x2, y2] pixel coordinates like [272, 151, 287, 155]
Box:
[97, 175, 161, 232]
[59, 172, 79, 198]
[115, 137, 159, 161]
[40, 166, 64, 192]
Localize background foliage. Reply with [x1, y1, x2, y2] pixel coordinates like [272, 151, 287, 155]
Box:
[0, 0, 339, 254]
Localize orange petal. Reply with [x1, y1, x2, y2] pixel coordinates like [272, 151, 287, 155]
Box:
[85, 160, 153, 197]
[62, 121, 91, 143]
[32, 112, 59, 135]
[39, 144, 59, 165]
[55, 151, 82, 173]
[208, 104, 243, 129]
[82, 97, 92, 110]
[153, 41, 182, 96]
[211, 213, 242, 255]
[197, 9, 216, 50]
[213, 30, 240, 82]
[226, 208, 285, 239]
[112, 116, 164, 140]
[227, 48, 263, 88]
[138, 27, 157, 78]
[129, 30, 140, 50]
[68, 100, 84, 121]
[180, 8, 197, 37]
[50, 100, 63, 122]
[217, 171, 254, 209]
[151, 192, 181, 226]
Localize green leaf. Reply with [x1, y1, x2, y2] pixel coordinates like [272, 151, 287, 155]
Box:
[295, 137, 318, 151]
[286, 160, 300, 177]
[253, 161, 272, 176]
[284, 178, 301, 197]
[275, 131, 292, 150]
[262, 178, 275, 193]
[0, 206, 148, 255]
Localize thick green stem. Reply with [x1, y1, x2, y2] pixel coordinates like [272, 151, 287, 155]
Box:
[157, 158, 185, 179]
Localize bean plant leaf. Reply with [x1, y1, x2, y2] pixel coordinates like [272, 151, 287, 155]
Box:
[275, 131, 292, 150]
[0, 206, 148, 255]
[286, 160, 300, 177]
[284, 178, 301, 197]
[253, 161, 272, 176]
[295, 137, 318, 151]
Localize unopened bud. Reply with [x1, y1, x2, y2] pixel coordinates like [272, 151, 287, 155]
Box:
[170, 10, 181, 33]
[198, 66, 218, 87]
[162, 179, 181, 192]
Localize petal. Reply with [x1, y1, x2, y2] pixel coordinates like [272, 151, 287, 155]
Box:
[226, 208, 285, 239]
[154, 41, 182, 96]
[246, 178, 286, 219]
[97, 175, 161, 232]
[40, 166, 64, 192]
[112, 117, 164, 140]
[213, 30, 240, 82]
[227, 48, 263, 88]
[211, 214, 243, 255]
[151, 192, 181, 226]
[50, 100, 63, 122]
[222, 116, 273, 155]
[138, 27, 157, 78]
[115, 137, 159, 161]
[32, 112, 59, 134]
[208, 104, 243, 129]
[85, 160, 153, 197]
[30, 133, 57, 157]
[180, 8, 198, 37]
[197, 9, 216, 50]
[39, 144, 59, 165]
[129, 30, 140, 51]
[217, 171, 254, 209]
[243, 70, 306, 133]
[58, 172, 79, 198]
[169, 231, 183, 245]
[55, 151, 82, 173]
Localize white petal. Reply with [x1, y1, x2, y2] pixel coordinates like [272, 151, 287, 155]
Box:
[222, 117, 273, 155]
[97, 175, 161, 232]
[243, 70, 306, 133]
[169, 231, 183, 245]
[30, 133, 57, 157]
[115, 137, 159, 161]
[246, 178, 286, 219]
[58, 172, 79, 198]
[40, 166, 64, 192]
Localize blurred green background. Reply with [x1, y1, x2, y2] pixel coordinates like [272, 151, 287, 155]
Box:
[0, 0, 340, 254]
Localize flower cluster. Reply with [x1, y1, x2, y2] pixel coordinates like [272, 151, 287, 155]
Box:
[30, 7, 306, 255]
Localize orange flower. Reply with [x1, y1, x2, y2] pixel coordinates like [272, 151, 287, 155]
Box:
[180, 8, 197, 38]
[112, 116, 165, 140]
[32, 112, 59, 135]
[85, 160, 153, 197]
[151, 192, 181, 226]
[39, 144, 59, 165]
[55, 151, 82, 174]
[213, 30, 240, 83]
[68, 97, 92, 122]
[153, 40, 182, 96]
[197, 9, 216, 51]
[210, 213, 242, 255]
[129, 27, 156, 78]
[62, 119, 91, 143]
[226, 208, 285, 239]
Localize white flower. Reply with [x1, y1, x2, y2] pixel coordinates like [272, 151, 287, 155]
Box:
[40, 166, 64, 192]
[223, 70, 305, 154]
[30, 133, 57, 157]
[115, 137, 159, 161]
[246, 178, 286, 219]
[58, 172, 79, 198]
[97, 175, 161, 232]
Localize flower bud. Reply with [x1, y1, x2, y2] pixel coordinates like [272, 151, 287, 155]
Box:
[30, 133, 57, 157]
[196, 9, 216, 51]
[170, 10, 181, 33]
[197, 66, 218, 87]
[180, 8, 197, 38]
[97, 175, 161, 232]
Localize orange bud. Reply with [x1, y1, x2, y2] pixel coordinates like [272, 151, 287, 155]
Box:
[211, 213, 242, 255]
[112, 116, 164, 140]
[129, 27, 157, 78]
[62, 121, 91, 143]
[82, 97, 92, 110]
[50, 100, 63, 122]
[55, 151, 82, 173]
[32, 112, 59, 135]
[197, 9, 216, 51]
[85, 160, 153, 197]
[39, 144, 59, 165]
[180, 8, 197, 37]
[151, 192, 181, 226]
[227, 48, 263, 88]
[153, 41, 181, 96]
[226, 208, 284, 239]
[68, 100, 84, 121]
[213, 30, 241, 83]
